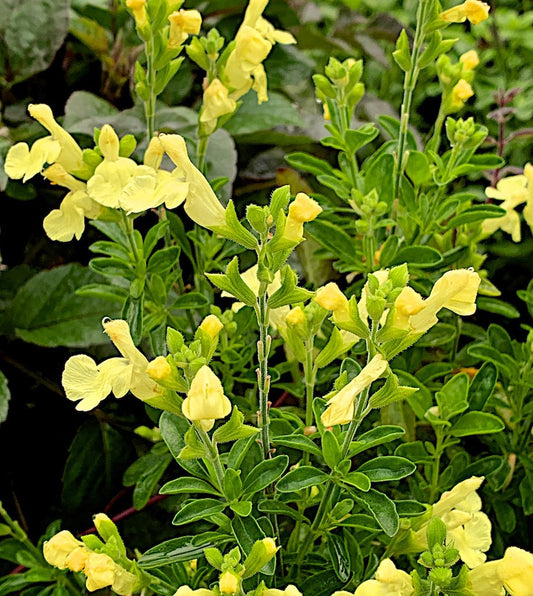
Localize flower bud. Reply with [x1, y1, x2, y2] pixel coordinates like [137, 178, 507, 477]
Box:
[199, 314, 224, 339]
[182, 365, 232, 431]
[219, 571, 240, 594]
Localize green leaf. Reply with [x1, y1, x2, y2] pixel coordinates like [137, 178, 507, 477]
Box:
[242, 455, 289, 496]
[285, 152, 334, 177]
[160, 477, 221, 496]
[436, 373, 469, 420]
[8, 264, 120, 347]
[468, 362, 497, 411]
[444, 205, 506, 230]
[322, 430, 342, 470]
[147, 246, 181, 274]
[341, 472, 371, 491]
[171, 292, 210, 310]
[0, 370, 10, 424]
[305, 220, 360, 267]
[61, 420, 133, 514]
[257, 500, 309, 523]
[355, 456, 416, 482]
[351, 488, 399, 537]
[0, 0, 70, 86]
[224, 91, 304, 138]
[449, 411, 505, 437]
[327, 532, 351, 582]
[172, 499, 226, 525]
[213, 406, 259, 444]
[232, 515, 275, 575]
[230, 501, 252, 517]
[224, 468, 243, 501]
[348, 426, 405, 457]
[476, 297, 520, 318]
[139, 535, 221, 568]
[390, 246, 442, 268]
[276, 466, 329, 493]
[345, 124, 379, 154]
[395, 441, 432, 464]
[405, 151, 431, 186]
[273, 433, 322, 458]
[159, 413, 209, 479]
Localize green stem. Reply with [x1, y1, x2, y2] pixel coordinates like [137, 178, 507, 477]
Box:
[144, 32, 156, 141]
[394, 0, 430, 200]
[197, 135, 210, 174]
[195, 424, 226, 496]
[429, 428, 444, 503]
[255, 283, 272, 460]
[426, 103, 447, 155]
[0, 502, 44, 562]
[291, 324, 377, 576]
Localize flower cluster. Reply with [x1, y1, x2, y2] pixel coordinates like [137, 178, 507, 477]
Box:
[3, 105, 230, 242]
[482, 163, 533, 242]
[43, 515, 145, 594]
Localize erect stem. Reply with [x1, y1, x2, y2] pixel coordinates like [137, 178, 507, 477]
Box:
[255, 282, 272, 461]
[291, 323, 378, 576]
[195, 423, 227, 497]
[394, 0, 430, 200]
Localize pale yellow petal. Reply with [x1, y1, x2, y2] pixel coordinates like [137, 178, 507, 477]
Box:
[62, 354, 111, 411]
[43, 206, 84, 242]
[99, 358, 134, 398]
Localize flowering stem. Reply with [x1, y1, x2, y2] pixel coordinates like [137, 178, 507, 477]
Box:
[291, 324, 378, 576]
[302, 341, 317, 467]
[197, 135, 210, 174]
[255, 282, 272, 461]
[426, 104, 446, 155]
[394, 0, 430, 200]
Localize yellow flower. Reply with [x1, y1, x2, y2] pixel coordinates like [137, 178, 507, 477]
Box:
[219, 571, 240, 594]
[409, 269, 481, 333]
[223, 0, 295, 103]
[282, 193, 322, 244]
[450, 78, 474, 110]
[65, 546, 90, 572]
[392, 286, 425, 330]
[84, 553, 116, 592]
[413, 476, 490, 567]
[499, 547, 533, 596]
[173, 587, 215, 596]
[43, 530, 84, 569]
[468, 559, 504, 596]
[321, 354, 388, 427]
[522, 163, 533, 231]
[4, 137, 61, 182]
[62, 318, 162, 411]
[314, 283, 351, 326]
[199, 314, 224, 339]
[87, 124, 159, 211]
[441, 491, 492, 568]
[467, 547, 533, 596]
[146, 356, 173, 383]
[42, 164, 103, 242]
[460, 50, 480, 71]
[353, 559, 414, 596]
[483, 172, 529, 242]
[182, 365, 232, 431]
[440, 0, 490, 25]
[158, 134, 227, 229]
[27, 104, 89, 176]
[126, 0, 148, 29]
[200, 78, 238, 135]
[285, 306, 306, 328]
[168, 9, 202, 48]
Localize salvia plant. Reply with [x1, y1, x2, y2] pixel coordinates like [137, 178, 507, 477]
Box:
[0, 1, 533, 596]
